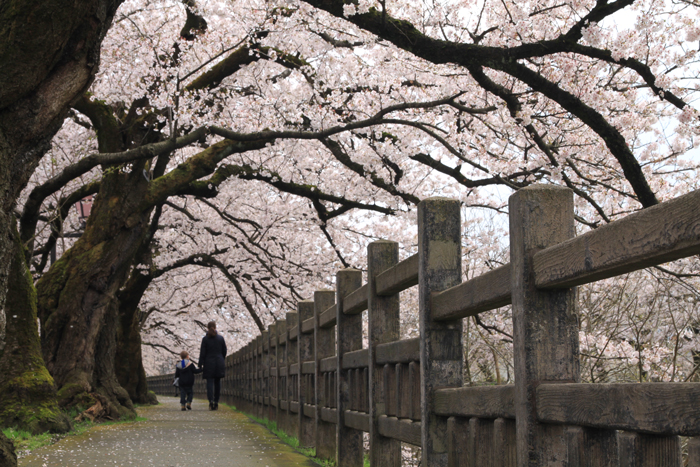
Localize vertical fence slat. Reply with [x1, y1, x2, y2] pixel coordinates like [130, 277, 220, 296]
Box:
[566, 426, 617, 467]
[418, 197, 463, 467]
[688, 437, 700, 467]
[337, 268, 363, 467]
[509, 185, 577, 467]
[618, 432, 681, 467]
[368, 240, 401, 467]
[493, 418, 516, 467]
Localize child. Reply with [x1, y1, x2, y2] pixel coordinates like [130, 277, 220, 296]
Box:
[175, 350, 203, 411]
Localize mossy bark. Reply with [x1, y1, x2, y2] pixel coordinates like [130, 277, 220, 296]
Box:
[0, 225, 70, 434]
[37, 167, 154, 419]
[0, 432, 16, 467]
[115, 275, 158, 405]
[0, 0, 123, 354]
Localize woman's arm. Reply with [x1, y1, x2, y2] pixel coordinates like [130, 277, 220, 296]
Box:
[199, 338, 207, 367]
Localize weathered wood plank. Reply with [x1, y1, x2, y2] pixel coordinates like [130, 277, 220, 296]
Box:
[336, 268, 364, 466]
[302, 361, 315, 375]
[303, 403, 315, 419]
[377, 416, 422, 446]
[280, 400, 288, 411]
[321, 407, 338, 424]
[376, 253, 419, 296]
[289, 363, 299, 375]
[344, 410, 370, 432]
[314, 290, 336, 461]
[510, 186, 578, 467]
[297, 300, 315, 448]
[319, 303, 337, 329]
[566, 426, 617, 467]
[301, 316, 315, 334]
[433, 385, 515, 419]
[367, 240, 402, 467]
[493, 418, 517, 467]
[433, 264, 512, 321]
[617, 431, 682, 467]
[534, 189, 700, 289]
[343, 283, 368, 315]
[537, 382, 700, 436]
[376, 337, 420, 365]
[342, 348, 369, 369]
[290, 401, 299, 413]
[288, 325, 298, 341]
[688, 437, 700, 467]
[320, 356, 337, 373]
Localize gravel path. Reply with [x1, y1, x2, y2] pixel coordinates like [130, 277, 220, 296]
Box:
[19, 398, 318, 467]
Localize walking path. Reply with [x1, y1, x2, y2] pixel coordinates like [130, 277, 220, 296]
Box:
[19, 398, 317, 467]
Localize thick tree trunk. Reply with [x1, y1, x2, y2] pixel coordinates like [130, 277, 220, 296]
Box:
[37, 168, 153, 418]
[0, 225, 70, 434]
[0, 0, 123, 347]
[115, 283, 157, 405]
[0, 432, 16, 467]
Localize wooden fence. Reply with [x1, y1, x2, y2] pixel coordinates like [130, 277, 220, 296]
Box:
[148, 185, 700, 467]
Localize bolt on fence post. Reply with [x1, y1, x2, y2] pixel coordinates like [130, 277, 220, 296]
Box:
[418, 198, 463, 467]
[314, 290, 336, 462]
[336, 268, 363, 466]
[509, 185, 578, 467]
[368, 240, 401, 467]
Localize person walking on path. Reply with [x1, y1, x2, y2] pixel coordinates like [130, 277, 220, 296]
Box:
[199, 321, 226, 410]
[175, 350, 202, 411]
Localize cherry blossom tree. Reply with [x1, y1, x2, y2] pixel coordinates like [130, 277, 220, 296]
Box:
[0, 0, 124, 437]
[6, 0, 700, 429]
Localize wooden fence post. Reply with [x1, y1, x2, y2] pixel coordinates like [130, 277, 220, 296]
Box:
[266, 324, 275, 421]
[368, 240, 401, 467]
[509, 185, 578, 466]
[287, 311, 299, 437]
[257, 334, 264, 418]
[315, 290, 336, 461]
[336, 268, 364, 466]
[418, 198, 463, 467]
[276, 319, 287, 430]
[298, 300, 315, 448]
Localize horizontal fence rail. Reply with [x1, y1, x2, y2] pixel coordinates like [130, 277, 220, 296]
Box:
[148, 185, 700, 467]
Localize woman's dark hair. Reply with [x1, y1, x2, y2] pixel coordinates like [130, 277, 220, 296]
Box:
[207, 321, 217, 337]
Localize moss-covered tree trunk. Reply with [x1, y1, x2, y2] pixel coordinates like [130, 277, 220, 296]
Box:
[0, 0, 122, 363]
[0, 432, 16, 467]
[115, 270, 158, 405]
[37, 166, 154, 418]
[0, 225, 70, 433]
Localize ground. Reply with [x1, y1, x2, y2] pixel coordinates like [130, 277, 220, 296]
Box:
[18, 398, 317, 467]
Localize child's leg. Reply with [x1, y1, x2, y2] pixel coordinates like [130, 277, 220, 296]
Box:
[179, 387, 187, 406]
[186, 387, 194, 404]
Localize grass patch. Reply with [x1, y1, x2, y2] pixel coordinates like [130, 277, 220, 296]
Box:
[3, 415, 147, 455]
[224, 404, 335, 467]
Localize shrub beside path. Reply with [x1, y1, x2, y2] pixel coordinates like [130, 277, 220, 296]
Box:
[19, 398, 318, 467]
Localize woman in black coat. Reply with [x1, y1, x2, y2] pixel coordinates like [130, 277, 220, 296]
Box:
[199, 321, 227, 410]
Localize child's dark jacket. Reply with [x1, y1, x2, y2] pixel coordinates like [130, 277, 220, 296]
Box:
[175, 359, 202, 387]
